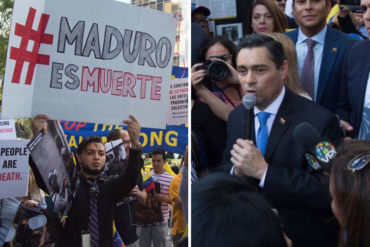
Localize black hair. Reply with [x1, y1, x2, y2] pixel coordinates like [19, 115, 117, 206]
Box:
[152, 148, 167, 161]
[236, 34, 286, 69]
[107, 129, 122, 142]
[198, 36, 236, 67]
[192, 173, 288, 247]
[77, 136, 104, 155]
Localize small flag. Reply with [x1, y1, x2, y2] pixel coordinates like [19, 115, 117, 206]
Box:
[113, 223, 125, 247]
[142, 171, 155, 193]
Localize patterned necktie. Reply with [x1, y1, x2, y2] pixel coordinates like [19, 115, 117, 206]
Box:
[88, 181, 99, 247]
[300, 39, 316, 99]
[257, 112, 271, 156]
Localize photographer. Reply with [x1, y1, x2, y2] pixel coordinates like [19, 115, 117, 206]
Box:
[191, 36, 241, 174]
[192, 36, 241, 122]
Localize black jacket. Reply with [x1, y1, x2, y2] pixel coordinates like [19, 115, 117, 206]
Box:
[55, 148, 141, 247]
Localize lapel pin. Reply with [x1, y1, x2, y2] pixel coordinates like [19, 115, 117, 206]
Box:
[279, 117, 286, 125]
[332, 47, 338, 53]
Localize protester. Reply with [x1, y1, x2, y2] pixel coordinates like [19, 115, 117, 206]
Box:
[224, 34, 343, 247]
[23, 168, 47, 209]
[139, 148, 173, 247]
[169, 171, 185, 247]
[286, 0, 356, 113]
[267, 32, 310, 98]
[336, 0, 370, 140]
[0, 197, 21, 246]
[353, 7, 368, 38]
[29, 114, 142, 247]
[330, 139, 370, 247]
[247, 0, 288, 34]
[192, 172, 292, 247]
[106, 129, 146, 247]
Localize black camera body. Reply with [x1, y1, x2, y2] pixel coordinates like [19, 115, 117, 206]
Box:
[199, 60, 230, 82]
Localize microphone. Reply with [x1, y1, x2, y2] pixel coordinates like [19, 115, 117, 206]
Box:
[242, 94, 257, 140]
[242, 93, 257, 110]
[293, 122, 337, 171]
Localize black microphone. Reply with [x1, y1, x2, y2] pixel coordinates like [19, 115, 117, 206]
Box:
[242, 94, 257, 140]
[293, 122, 337, 171]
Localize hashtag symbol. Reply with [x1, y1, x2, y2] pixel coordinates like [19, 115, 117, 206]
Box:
[10, 7, 53, 85]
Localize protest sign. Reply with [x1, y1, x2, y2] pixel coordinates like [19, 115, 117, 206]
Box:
[2, 0, 177, 129]
[27, 120, 75, 222]
[167, 78, 188, 125]
[61, 121, 188, 154]
[0, 119, 17, 140]
[0, 140, 30, 199]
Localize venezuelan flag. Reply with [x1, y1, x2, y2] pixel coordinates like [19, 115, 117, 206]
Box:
[113, 223, 125, 247]
[142, 171, 155, 193]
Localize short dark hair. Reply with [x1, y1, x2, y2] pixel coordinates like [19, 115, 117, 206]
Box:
[236, 34, 286, 69]
[77, 136, 104, 155]
[198, 36, 236, 67]
[192, 173, 288, 247]
[152, 148, 166, 161]
[107, 129, 122, 142]
[331, 140, 370, 247]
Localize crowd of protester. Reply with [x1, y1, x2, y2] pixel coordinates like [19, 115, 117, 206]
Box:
[0, 114, 188, 247]
[192, 0, 370, 247]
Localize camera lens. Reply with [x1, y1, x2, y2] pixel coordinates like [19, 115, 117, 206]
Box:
[208, 61, 229, 81]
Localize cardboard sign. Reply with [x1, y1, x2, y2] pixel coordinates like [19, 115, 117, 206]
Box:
[167, 78, 188, 125]
[0, 140, 30, 199]
[2, 0, 177, 129]
[0, 119, 17, 140]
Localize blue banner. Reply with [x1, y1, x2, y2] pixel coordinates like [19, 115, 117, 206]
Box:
[61, 121, 188, 154]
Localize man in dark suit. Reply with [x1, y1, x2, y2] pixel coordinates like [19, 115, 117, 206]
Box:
[224, 34, 343, 247]
[285, 0, 356, 113]
[336, 0, 370, 139]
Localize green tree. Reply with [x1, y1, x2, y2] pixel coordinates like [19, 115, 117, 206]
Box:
[0, 0, 14, 77]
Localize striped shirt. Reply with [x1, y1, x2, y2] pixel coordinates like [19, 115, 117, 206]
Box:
[151, 170, 173, 222]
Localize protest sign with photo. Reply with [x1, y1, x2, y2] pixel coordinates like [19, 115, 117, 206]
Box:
[0, 119, 17, 140]
[2, 0, 177, 129]
[27, 120, 75, 222]
[0, 140, 30, 199]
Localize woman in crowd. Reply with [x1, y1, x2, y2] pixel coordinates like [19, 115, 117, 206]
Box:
[247, 0, 288, 34]
[192, 36, 241, 121]
[330, 140, 370, 247]
[191, 36, 241, 174]
[267, 33, 310, 99]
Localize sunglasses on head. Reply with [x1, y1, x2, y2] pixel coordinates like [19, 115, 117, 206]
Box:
[347, 153, 370, 173]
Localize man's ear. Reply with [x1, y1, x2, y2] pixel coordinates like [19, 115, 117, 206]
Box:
[280, 60, 289, 81]
[77, 155, 81, 164]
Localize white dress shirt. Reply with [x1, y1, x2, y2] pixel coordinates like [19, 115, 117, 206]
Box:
[296, 25, 327, 101]
[231, 87, 286, 188]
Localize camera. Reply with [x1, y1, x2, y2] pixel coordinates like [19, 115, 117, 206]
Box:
[199, 60, 230, 82]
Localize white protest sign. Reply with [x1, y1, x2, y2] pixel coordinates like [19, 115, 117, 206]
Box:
[2, 0, 177, 129]
[0, 119, 17, 140]
[167, 78, 188, 125]
[0, 140, 30, 199]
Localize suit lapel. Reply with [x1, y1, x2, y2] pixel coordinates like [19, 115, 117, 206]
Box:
[317, 27, 339, 102]
[264, 90, 294, 161]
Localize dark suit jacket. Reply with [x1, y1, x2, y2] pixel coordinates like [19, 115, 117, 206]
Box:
[337, 40, 370, 138]
[223, 88, 343, 247]
[286, 26, 356, 113]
